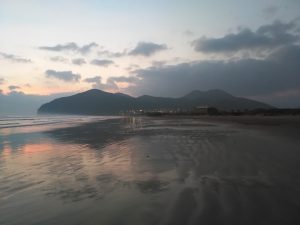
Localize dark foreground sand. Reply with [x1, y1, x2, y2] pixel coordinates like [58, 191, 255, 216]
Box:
[1, 116, 300, 225]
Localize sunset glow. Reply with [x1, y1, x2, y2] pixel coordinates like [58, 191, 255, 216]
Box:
[1, 0, 300, 113]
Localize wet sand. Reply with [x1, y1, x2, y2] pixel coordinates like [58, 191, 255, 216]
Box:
[1, 116, 300, 225]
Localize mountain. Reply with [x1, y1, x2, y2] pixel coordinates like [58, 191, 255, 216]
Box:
[37, 89, 273, 115]
[183, 89, 233, 100]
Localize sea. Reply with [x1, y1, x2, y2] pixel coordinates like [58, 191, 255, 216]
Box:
[0, 115, 115, 129]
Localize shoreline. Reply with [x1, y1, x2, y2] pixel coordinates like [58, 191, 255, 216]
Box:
[140, 114, 300, 127]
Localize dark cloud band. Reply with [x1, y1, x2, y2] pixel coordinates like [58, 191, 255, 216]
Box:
[126, 44, 300, 106]
[90, 59, 114, 67]
[129, 42, 168, 56]
[192, 20, 299, 53]
[39, 42, 98, 54]
[0, 52, 32, 63]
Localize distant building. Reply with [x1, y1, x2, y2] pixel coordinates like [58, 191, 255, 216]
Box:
[193, 106, 219, 115]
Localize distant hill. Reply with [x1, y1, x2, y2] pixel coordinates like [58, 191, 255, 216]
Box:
[37, 89, 273, 115]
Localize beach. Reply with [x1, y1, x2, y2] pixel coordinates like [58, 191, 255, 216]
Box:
[1, 116, 300, 225]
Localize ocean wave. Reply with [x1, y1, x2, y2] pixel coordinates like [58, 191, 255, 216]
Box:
[0, 116, 120, 129]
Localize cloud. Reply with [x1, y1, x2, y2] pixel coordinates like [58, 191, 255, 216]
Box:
[124, 44, 300, 107]
[250, 88, 300, 108]
[267, 44, 300, 63]
[83, 76, 105, 89]
[151, 60, 167, 67]
[105, 76, 139, 91]
[72, 58, 86, 65]
[8, 85, 21, 91]
[97, 49, 127, 58]
[84, 75, 137, 91]
[126, 64, 140, 71]
[97, 42, 168, 58]
[45, 70, 81, 82]
[84, 76, 102, 84]
[39, 42, 98, 54]
[40, 42, 78, 52]
[84, 75, 117, 90]
[192, 20, 299, 53]
[262, 5, 279, 18]
[0, 91, 77, 116]
[0, 52, 32, 63]
[49, 56, 68, 63]
[183, 30, 195, 36]
[79, 42, 99, 54]
[0, 78, 4, 85]
[107, 76, 138, 84]
[129, 42, 168, 56]
[90, 59, 114, 67]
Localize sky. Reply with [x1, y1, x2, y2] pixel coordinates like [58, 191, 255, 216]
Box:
[1, 0, 300, 114]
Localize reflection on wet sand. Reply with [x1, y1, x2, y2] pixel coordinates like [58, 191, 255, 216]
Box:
[1, 117, 300, 225]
